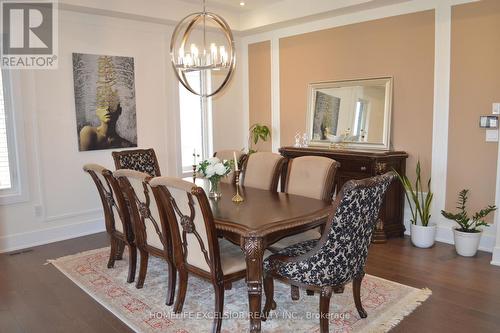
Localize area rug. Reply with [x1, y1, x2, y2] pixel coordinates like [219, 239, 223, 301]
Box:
[49, 248, 431, 333]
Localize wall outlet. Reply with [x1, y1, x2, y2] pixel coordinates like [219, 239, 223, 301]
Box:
[492, 103, 500, 115]
[486, 129, 499, 142]
[34, 205, 43, 217]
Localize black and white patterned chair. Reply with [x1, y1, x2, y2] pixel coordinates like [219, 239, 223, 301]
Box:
[262, 172, 395, 333]
[112, 148, 161, 177]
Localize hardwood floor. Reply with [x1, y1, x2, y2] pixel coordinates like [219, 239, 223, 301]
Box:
[1, 233, 500, 332]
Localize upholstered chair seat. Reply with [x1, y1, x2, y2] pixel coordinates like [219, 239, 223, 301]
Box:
[113, 169, 176, 306]
[83, 164, 137, 284]
[241, 152, 285, 191]
[218, 239, 247, 274]
[262, 172, 395, 333]
[112, 148, 161, 177]
[149, 176, 247, 333]
[270, 229, 321, 250]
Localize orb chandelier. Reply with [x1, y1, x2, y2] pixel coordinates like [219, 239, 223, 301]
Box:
[170, 0, 236, 97]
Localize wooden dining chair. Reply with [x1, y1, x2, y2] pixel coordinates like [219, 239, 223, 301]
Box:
[270, 156, 340, 300]
[149, 176, 247, 333]
[112, 148, 161, 177]
[113, 169, 175, 306]
[83, 164, 137, 283]
[271, 156, 340, 250]
[213, 150, 247, 184]
[241, 152, 285, 191]
[262, 172, 395, 333]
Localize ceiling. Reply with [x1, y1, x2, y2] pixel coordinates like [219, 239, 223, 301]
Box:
[178, 0, 285, 12]
[60, 0, 411, 33]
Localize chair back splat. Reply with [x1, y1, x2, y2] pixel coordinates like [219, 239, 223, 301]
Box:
[112, 148, 161, 177]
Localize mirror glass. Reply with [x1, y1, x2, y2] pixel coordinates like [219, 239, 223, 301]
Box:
[306, 77, 392, 150]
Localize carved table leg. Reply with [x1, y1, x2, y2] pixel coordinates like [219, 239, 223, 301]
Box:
[242, 236, 264, 333]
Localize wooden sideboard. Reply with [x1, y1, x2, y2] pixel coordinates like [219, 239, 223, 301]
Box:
[279, 146, 408, 241]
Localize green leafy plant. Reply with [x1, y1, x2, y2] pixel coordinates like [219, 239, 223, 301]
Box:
[441, 189, 496, 233]
[248, 123, 271, 154]
[394, 160, 433, 226]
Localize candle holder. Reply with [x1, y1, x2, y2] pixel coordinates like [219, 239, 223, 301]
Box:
[192, 164, 197, 183]
[232, 170, 244, 203]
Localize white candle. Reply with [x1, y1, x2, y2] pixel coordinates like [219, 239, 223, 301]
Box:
[191, 44, 199, 66]
[185, 53, 192, 67]
[233, 152, 238, 171]
[210, 43, 217, 65]
[219, 46, 226, 65]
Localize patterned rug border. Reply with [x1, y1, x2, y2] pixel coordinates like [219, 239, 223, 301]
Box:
[48, 248, 432, 333]
[49, 249, 145, 332]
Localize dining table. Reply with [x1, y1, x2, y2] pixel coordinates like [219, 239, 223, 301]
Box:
[193, 179, 333, 333]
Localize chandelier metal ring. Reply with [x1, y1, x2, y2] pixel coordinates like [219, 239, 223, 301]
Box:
[170, 11, 236, 98]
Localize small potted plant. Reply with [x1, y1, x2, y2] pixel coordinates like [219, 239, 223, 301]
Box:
[248, 123, 271, 154]
[197, 157, 233, 199]
[441, 189, 496, 257]
[395, 160, 435, 248]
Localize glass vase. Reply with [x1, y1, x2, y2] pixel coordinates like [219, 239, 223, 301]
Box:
[208, 177, 222, 199]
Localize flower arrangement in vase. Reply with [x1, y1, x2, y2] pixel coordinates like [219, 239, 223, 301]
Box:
[197, 157, 233, 198]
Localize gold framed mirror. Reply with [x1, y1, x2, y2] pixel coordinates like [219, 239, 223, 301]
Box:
[306, 77, 393, 150]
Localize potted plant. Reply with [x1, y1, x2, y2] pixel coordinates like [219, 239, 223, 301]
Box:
[395, 160, 435, 248]
[248, 123, 271, 154]
[441, 189, 496, 257]
[197, 157, 233, 199]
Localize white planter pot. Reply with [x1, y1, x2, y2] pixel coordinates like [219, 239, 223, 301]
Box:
[410, 223, 436, 248]
[453, 228, 482, 257]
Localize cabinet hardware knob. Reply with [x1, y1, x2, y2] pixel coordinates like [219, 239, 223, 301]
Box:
[360, 166, 367, 171]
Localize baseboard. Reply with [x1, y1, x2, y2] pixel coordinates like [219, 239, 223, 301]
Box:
[491, 247, 500, 266]
[0, 218, 105, 253]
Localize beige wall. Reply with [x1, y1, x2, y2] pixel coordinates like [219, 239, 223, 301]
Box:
[248, 41, 272, 152]
[446, 0, 500, 222]
[279, 11, 435, 182]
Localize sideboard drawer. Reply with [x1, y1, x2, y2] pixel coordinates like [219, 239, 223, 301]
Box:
[337, 158, 372, 175]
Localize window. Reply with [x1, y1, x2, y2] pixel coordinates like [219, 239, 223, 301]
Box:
[179, 71, 212, 175]
[0, 71, 11, 189]
[0, 70, 27, 204]
[353, 99, 368, 138]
